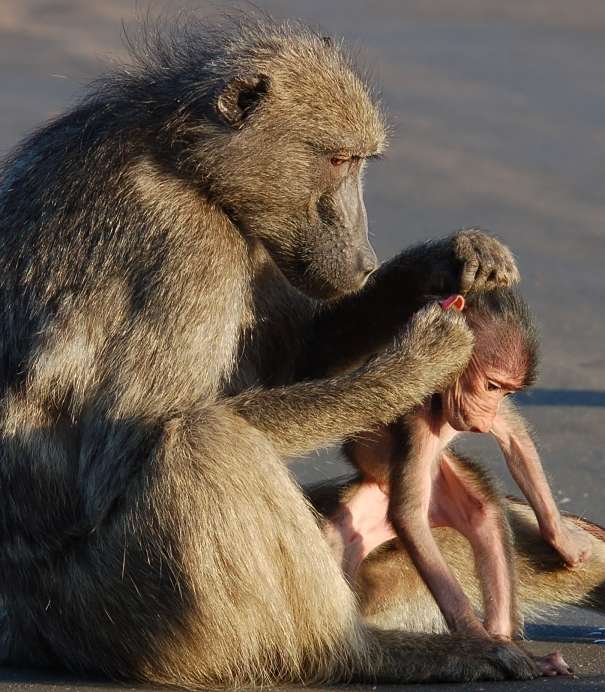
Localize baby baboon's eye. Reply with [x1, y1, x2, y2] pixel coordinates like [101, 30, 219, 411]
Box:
[486, 380, 501, 392]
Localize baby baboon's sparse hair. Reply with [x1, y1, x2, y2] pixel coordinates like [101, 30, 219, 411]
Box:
[464, 288, 539, 388]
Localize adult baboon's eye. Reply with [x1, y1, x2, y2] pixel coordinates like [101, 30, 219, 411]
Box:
[330, 156, 350, 167]
[486, 380, 501, 391]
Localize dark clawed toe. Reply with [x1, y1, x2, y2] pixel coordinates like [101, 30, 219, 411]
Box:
[488, 642, 541, 680]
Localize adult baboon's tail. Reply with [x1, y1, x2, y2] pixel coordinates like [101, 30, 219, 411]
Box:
[507, 498, 605, 616]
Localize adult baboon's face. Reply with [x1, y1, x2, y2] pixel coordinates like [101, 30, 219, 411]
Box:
[205, 44, 386, 301]
[257, 147, 379, 301]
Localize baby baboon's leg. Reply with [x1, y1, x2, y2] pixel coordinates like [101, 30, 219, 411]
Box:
[323, 479, 396, 581]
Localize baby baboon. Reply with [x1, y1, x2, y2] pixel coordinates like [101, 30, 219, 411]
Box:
[323, 288, 596, 675]
[0, 15, 540, 686]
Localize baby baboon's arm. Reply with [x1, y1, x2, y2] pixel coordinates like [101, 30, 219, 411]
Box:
[491, 400, 592, 567]
[302, 229, 518, 379]
[387, 418, 489, 638]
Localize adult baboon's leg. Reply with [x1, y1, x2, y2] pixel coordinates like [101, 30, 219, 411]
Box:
[3, 408, 542, 685]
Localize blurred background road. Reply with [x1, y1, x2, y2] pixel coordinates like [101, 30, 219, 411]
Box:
[1, 1, 604, 688]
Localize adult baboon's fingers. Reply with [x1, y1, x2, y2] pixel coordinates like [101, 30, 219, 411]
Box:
[459, 255, 481, 294]
[453, 228, 520, 293]
[469, 261, 492, 292]
[492, 253, 520, 287]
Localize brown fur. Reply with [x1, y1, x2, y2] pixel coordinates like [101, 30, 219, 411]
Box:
[0, 14, 532, 686]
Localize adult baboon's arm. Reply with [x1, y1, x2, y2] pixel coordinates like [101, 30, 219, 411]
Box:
[300, 229, 518, 379]
[229, 304, 473, 457]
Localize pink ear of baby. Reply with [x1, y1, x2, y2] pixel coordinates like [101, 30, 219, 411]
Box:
[440, 295, 465, 312]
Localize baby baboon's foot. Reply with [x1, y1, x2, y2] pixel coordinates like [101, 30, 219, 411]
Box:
[533, 651, 572, 677]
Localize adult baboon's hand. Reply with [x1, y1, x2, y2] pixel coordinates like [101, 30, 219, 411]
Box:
[374, 303, 474, 402]
[425, 228, 520, 296]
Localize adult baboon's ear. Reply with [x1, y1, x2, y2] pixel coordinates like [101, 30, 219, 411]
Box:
[216, 74, 270, 129]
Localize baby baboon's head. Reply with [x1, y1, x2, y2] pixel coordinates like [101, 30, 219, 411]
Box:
[442, 288, 539, 433]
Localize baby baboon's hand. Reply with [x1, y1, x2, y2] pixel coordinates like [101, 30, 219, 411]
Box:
[424, 228, 520, 296]
[548, 520, 593, 568]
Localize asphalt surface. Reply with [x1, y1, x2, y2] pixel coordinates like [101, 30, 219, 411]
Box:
[1, 1, 604, 689]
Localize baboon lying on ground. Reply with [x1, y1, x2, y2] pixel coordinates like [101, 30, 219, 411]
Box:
[0, 14, 600, 687]
[322, 288, 600, 676]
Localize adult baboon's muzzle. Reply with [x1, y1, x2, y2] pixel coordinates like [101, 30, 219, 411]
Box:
[333, 176, 377, 288]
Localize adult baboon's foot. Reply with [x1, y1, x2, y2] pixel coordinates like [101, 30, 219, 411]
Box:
[447, 638, 542, 682]
[363, 630, 541, 683]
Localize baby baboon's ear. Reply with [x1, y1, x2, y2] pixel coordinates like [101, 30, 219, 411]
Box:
[216, 74, 270, 129]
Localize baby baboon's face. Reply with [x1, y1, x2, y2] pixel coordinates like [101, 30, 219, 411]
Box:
[442, 356, 522, 434]
[438, 289, 538, 434]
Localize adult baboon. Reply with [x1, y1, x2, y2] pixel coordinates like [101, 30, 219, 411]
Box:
[0, 16, 541, 686]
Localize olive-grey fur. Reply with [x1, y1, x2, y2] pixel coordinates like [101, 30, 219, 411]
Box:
[0, 14, 528, 686]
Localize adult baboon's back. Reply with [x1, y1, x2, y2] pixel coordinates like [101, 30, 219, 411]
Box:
[0, 16, 531, 685]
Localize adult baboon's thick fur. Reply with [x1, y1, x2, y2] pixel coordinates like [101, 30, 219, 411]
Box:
[0, 15, 551, 686]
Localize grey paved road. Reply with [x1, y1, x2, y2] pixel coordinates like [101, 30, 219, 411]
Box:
[1, 1, 604, 688]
